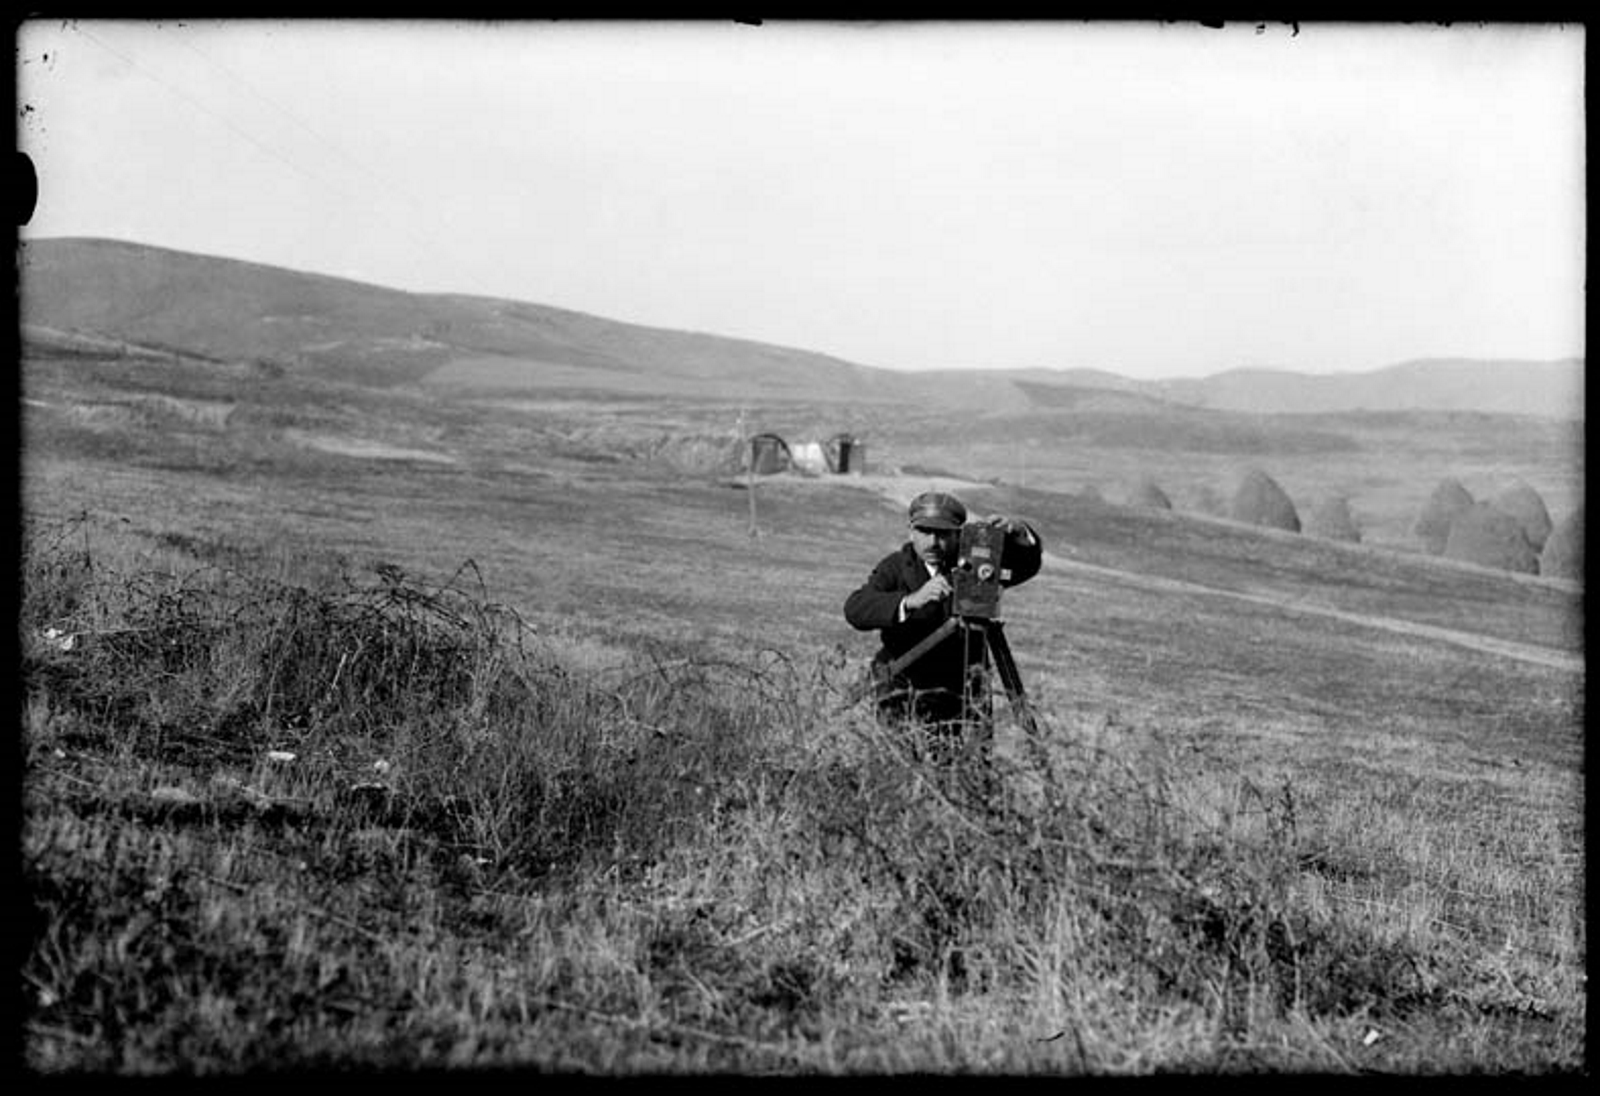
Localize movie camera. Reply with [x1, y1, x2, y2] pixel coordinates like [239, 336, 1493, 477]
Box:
[951, 519, 1007, 619]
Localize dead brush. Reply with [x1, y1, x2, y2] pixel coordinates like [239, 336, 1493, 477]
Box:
[21, 520, 821, 884]
[798, 701, 1426, 1036]
[20, 523, 530, 770]
[23, 523, 1557, 1068]
[462, 644, 821, 880]
[19, 509, 104, 627]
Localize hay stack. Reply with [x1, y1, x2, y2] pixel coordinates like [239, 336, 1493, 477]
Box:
[1129, 478, 1172, 510]
[1192, 485, 1227, 517]
[1490, 482, 1553, 552]
[1539, 507, 1583, 581]
[1442, 503, 1538, 574]
[1229, 469, 1300, 533]
[1306, 495, 1361, 542]
[1414, 477, 1474, 555]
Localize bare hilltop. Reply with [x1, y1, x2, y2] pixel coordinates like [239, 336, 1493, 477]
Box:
[19, 236, 1583, 420]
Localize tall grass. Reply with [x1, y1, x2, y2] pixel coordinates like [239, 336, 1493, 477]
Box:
[19, 513, 1584, 1072]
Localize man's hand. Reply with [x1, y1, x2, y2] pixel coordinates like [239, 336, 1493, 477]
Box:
[902, 572, 951, 612]
[983, 514, 1037, 545]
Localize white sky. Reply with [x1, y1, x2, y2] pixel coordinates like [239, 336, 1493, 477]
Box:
[16, 19, 1586, 380]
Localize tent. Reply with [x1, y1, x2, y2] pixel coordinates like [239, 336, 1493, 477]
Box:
[826, 434, 866, 474]
[790, 440, 829, 476]
[747, 433, 792, 475]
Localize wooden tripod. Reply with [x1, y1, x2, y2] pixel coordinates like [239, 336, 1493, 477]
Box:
[853, 613, 1039, 735]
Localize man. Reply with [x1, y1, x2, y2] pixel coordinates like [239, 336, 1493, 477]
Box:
[843, 490, 1042, 759]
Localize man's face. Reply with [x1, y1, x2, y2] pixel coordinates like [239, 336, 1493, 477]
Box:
[910, 523, 959, 569]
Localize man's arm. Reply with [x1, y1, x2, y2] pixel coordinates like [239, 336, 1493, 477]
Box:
[844, 555, 912, 631]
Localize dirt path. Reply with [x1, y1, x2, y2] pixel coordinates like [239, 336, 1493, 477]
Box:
[1042, 551, 1582, 674]
[282, 429, 458, 465]
[847, 477, 1582, 675]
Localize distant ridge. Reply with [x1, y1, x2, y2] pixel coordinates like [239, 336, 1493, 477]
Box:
[19, 237, 1582, 419]
[1149, 359, 1583, 420]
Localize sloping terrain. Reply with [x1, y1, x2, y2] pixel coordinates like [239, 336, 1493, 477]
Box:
[20, 337, 1581, 738]
[18, 330, 1585, 1072]
[19, 237, 974, 406]
[20, 237, 1582, 420]
[1154, 360, 1584, 420]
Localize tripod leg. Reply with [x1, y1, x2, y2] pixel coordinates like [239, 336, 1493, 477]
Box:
[885, 616, 960, 681]
[985, 622, 1040, 737]
[962, 618, 985, 719]
[843, 616, 961, 709]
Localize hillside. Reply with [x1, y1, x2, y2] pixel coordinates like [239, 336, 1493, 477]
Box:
[1151, 360, 1584, 420]
[18, 237, 960, 406]
[19, 237, 1580, 419]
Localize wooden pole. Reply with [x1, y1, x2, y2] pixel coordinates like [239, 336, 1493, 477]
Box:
[747, 445, 759, 538]
[738, 408, 759, 538]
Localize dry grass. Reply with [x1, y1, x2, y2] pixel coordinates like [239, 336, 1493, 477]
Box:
[18, 508, 1585, 1073]
[882, 409, 1583, 556]
[16, 353, 1585, 1074]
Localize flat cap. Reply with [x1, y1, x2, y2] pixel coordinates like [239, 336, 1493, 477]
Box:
[908, 491, 967, 530]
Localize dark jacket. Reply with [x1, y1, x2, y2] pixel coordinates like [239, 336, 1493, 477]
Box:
[843, 523, 1042, 712]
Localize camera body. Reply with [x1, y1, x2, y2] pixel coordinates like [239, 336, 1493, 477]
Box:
[952, 521, 1007, 619]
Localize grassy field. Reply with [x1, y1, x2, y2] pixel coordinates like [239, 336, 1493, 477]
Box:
[17, 353, 1585, 1073]
[874, 404, 1583, 553]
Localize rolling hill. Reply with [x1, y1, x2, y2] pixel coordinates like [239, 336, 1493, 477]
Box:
[18, 236, 1582, 419]
[18, 237, 972, 407]
[1151, 360, 1584, 419]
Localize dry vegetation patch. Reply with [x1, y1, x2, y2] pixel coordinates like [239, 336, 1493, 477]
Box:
[17, 348, 1584, 1074]
[18, 513, 1585, 1074]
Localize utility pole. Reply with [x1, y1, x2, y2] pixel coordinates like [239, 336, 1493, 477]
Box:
[737, 407, 759, 538]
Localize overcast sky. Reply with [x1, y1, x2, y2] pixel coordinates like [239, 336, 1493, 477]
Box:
[16, 20, 1586, 380]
